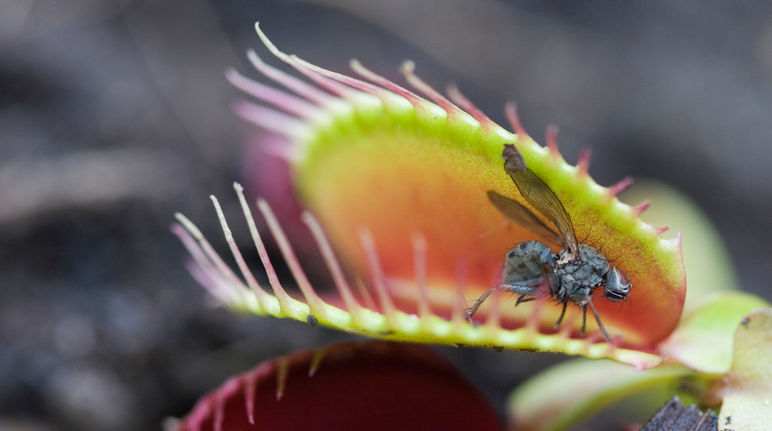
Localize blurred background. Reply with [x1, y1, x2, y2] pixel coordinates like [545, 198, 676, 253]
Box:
[1, 0, 771, 429]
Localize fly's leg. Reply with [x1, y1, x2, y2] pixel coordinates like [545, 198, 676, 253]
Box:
[554, 301, 568, 329]
[576, 296, 612, 342]
[586, 296, 612, 343]
[464, 282, 539, 320]
[464, 287, 497, 320]
[516, 294, 535, 305]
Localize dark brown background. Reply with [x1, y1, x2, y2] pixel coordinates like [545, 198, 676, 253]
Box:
[2, 1, 771, 429]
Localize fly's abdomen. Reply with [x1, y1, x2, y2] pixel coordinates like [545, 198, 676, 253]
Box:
[502, 240, 557, 285]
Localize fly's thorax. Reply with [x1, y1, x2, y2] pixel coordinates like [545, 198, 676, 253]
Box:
[555, 244, 610, 302]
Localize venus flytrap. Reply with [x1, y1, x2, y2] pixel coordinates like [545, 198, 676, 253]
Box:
[172, 341, 503, 431]
[173, 23, 771, 430]
[176, 23, 684, 362]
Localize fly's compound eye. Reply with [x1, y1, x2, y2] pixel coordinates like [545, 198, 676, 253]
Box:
[604, 267, 631, 302]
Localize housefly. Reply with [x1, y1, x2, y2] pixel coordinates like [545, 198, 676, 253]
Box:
[465, 144, 631, 342]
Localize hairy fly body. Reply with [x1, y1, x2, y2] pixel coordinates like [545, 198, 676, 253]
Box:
[465, 144, 632, 342]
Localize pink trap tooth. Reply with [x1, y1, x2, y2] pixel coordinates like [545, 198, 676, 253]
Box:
[259, 139, 299, 163]
[233, 100, 305, 137]
[505, 102, 530, 140]
[607, 176, 634, 197]
[452, 258, 469, 322]
[302, 211, 364, 321]
[183, 260, 217, 300]
[453, 282, 466, 323]
[483, 290, 503, 329]
[631, 200, 651, 216]
[174, 214, 246, 298]
[583, 331, 603, 347]
[246, 50, 331, 105]
[669, 231, 683, 250]
[258, 199, 327, 314]
[545, 124, 560, 157]
[211, 195, 275, 310]
[607, 335, 621, 351]
[232, 184, 294, 311]
[558, 309, 579, 338]
[226, 68, 317, 117]
[526, 297, 546, 333]
[282, 55, 388, 99]
[355, 278, 379, 313]
[172, 225, 225, 300]
[244, 372, 257, 424]
[308, 348, 326, 377]
[359, 228, 398, 325]
[576, 147, 592, 176]
[213, 391, 225, 431]
[401, 61, 467, 121]
[275, 358, 289, 401]
[286, 55, 363, 99]
[350, 59, 433, 111]
[446, 83, 493, 128]
[413, 234, 431, 319]
[254, 23, 358, 99]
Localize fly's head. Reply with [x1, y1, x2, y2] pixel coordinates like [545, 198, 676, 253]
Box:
[604, 267, 632, 302]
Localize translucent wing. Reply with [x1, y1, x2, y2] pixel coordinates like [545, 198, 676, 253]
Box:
[501, 144, 580, 255]
[487, 190, 563, 246]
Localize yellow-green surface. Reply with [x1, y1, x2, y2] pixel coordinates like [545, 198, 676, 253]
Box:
[293, 86, 685, 346]
[719, 308, 772, 431]
[508, 359, 694, 431]
[659, 292, 769, 374]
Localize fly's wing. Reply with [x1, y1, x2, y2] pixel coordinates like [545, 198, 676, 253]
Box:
[487, 190, 563, 246]
[501, 144, 580, 255]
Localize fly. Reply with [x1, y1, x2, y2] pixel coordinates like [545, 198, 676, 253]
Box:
[465, 144, 632, 342]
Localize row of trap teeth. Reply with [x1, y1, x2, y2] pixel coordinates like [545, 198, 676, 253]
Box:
[174, 347, 316, 431]
[172, 182, 662, 370]
[228, 24, 674, 242]
[175, 342, 468, 431]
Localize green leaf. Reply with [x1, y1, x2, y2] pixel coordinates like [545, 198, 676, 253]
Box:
[659, 292, 770, 374]
[718, 308, 772, 431]
[508, 358, 695, 431]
